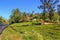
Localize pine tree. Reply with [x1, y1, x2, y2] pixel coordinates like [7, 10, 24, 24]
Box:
[9, 8, 21, 24]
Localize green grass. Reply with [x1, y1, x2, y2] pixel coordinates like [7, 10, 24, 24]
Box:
[2, 22, 60, 40]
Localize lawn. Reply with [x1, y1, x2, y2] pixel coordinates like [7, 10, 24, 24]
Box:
[2, 22, 60, 40]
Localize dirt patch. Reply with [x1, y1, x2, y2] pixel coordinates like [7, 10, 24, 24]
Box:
[44, 22, 53, 24]
[0, 35, 2, 40]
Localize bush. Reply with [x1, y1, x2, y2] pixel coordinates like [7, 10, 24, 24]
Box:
[32, 19, 41, 25]
[45, 18, 50, 22]
[32, 22, 41, 25]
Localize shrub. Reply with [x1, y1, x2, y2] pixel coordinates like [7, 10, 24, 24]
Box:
[32, 19, 41, 25]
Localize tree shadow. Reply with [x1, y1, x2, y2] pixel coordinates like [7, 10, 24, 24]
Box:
[10, 26, 24, 34]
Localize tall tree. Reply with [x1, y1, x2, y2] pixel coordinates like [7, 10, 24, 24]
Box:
[57, 5, 60, 16]
[9, 8, 21, 24]
[38, 0, 47, 20]
[38, 0, 59, 22]
[47, 0, 59, 22]
[57, 4, 60, 21]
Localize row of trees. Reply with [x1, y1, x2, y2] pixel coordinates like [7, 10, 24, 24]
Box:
[9, 8, 42, 24]
[9, 0, 60, 24]
[0, 0, 60, 24]
[9, 8, 60, 24]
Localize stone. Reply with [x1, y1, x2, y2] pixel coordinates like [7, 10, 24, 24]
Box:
[0, 23, 8, 35]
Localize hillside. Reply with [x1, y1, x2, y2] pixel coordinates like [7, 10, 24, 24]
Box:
[2, 22, 60, 40]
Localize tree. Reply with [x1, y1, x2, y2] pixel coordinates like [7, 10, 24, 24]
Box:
[29, 12, 34, 17]
[20, 12, 28, 22]
[57, 5, 60, 15]
[57, 4, 60, 21]
[47, 0, 59, 22]
[0, 16, 3, 23]
[38, 0, 59, 22]
[9, 8, 21, 24]
[0, 16, 9, 24]
[38, 0, 47, 20]
[53, 12, 59, 22]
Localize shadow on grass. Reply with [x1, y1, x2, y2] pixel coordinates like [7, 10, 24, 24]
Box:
[10, 26, 24, 34]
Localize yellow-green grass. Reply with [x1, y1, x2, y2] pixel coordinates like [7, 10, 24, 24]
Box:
[2, 22, 60, 40]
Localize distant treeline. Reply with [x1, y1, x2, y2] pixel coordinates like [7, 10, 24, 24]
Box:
[0, 0, 60, 24]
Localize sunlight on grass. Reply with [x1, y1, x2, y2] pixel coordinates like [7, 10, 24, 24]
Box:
[2, 22, 60, 40]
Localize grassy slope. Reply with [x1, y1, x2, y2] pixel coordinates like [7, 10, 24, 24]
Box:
[2, 22, 60, 40]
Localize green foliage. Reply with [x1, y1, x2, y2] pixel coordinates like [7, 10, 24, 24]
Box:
[38, 0, 59, 22]
[53, 13, 59, 23]
[0, 16, 9, 24]
[0, 16, 4, 23]
[57, 5, 60, 16]
[9, 8, 21, 24]
[45, 18, 50, 22]
[57, 5, 60, 22]
[32, 19, 41, 25]
[20, 12, 28, 22]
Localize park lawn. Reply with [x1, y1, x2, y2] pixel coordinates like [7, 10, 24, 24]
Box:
[2, 22, 60, 40]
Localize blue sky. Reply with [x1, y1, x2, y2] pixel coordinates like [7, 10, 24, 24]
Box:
[0, 0, 60, 19]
